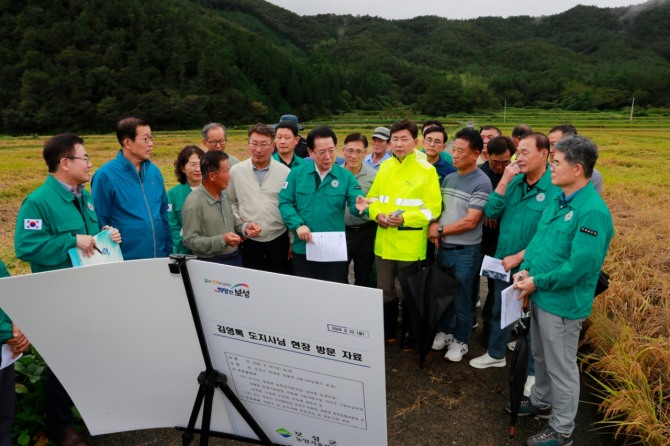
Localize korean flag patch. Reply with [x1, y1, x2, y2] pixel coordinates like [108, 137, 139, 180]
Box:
[167, 204, 173, 212]
[282, 181, 289, 189]
[24, 219, 43, 230]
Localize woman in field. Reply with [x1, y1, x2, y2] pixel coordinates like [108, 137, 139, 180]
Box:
[167, 145, 205, 254]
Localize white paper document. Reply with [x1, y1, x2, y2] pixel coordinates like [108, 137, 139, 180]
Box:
[306, 231, 347, 262]
[480, 255, 511, 282]
[501, 284, 524, 329]
[1, 344, 22, 370]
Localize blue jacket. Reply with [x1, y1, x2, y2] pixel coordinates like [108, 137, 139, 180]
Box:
[92, 150, 172, 260]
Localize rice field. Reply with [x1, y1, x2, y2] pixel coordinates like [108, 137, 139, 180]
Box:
[1, 108, 668, 444]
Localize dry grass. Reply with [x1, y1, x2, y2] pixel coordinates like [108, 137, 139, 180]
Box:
[579, 125, 670, 444]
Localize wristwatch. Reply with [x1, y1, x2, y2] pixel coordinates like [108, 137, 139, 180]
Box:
[437, 225, 444, 235]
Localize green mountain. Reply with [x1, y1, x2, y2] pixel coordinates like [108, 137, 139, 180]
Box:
[1, 0, 668, 134]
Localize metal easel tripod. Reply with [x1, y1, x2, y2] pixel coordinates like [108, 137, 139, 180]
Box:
[169, 255, 284, 446]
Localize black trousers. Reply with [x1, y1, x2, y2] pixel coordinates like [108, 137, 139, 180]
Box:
[45, 367, 74, 430]
[292, 253, 347, 284]
[240, 231, 291, 275]
[346, 223, 376, 287]
[0, 365, 14, 446]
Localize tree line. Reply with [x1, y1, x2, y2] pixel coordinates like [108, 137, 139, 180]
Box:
[0, 0, 668, 134]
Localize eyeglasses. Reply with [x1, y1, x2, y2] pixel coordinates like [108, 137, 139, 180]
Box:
[64, 156, 91, 162]
[313, 149, 335, 157]
[424, 138, 444, 146]
[344, 149, 365, 156]
[136, 135, 153, 145]
[249, 141, 271, 149]
[390, 137, 412, 143]
[207, 139, 227, 146]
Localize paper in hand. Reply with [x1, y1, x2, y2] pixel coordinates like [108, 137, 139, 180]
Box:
[500, 284, 523, 329]
[480, 255, 511, 282]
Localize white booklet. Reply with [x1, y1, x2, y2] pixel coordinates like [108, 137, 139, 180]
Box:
[306, 232, 347, 262]
[480, 255, 511, 282]
[501, 284, 524, 329]
[68, 228, 124, 267]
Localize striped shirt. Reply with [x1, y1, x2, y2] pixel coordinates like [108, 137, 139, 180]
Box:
[438, 168, 492, 246]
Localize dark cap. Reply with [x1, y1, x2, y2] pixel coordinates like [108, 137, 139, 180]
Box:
[273, 114, 304, 131]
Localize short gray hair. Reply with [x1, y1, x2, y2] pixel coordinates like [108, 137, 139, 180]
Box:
[554, 135, 598, 179]
[202, 123, 226, 140]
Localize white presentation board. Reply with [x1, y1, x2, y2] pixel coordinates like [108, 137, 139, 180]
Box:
[0, 258, 387, 445]
[0, 259, 208, 435]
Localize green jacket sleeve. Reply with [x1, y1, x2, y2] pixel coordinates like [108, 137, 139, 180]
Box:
[0, 261, 12, 344]
[278, 169, 303, 231]
[344, 171, 368, 219]
[533, 209, 612, 291]
[167, 186, 184, 253]
[15, 197, 76, 267]
[0, 308, 12, 344]
[485, 190, 507, 220]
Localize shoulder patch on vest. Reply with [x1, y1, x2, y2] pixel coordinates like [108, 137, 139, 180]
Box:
[580, 227, 598, 236]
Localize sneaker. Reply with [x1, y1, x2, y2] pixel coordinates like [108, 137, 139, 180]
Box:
[431, 332, 454, 350]
[469, 352, 506, 369]
[505, 396, 552, 419]
[472, 318, 479, 329]
[508, 340, 517, 351]
[524, 375, 536, 397]
[400, 332, 414, 351]
[475, 297, 482, 308]
[526, 426, 574, 446]
[444, 341, 468, 362]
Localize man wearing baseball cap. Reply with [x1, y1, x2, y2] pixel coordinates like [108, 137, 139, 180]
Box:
[273, 114, 309, 158]
[363, 126, 391, 171]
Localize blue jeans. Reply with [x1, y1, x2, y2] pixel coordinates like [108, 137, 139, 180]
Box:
[437, 244, 480, 344]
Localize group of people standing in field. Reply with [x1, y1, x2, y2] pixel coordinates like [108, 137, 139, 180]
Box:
[2, 114, 612, 446]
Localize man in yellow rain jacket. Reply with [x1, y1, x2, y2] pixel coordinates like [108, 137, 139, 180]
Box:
[366, 119, 442, 349]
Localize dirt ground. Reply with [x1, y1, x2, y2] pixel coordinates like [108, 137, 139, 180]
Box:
[89, 280, 613, 446]
[89, 337, 611, 446]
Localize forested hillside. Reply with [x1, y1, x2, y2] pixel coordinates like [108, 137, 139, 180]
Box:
[1, 0, 669, 134]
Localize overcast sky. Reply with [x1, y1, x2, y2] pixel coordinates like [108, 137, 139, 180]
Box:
[265, 0, 649, 20]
